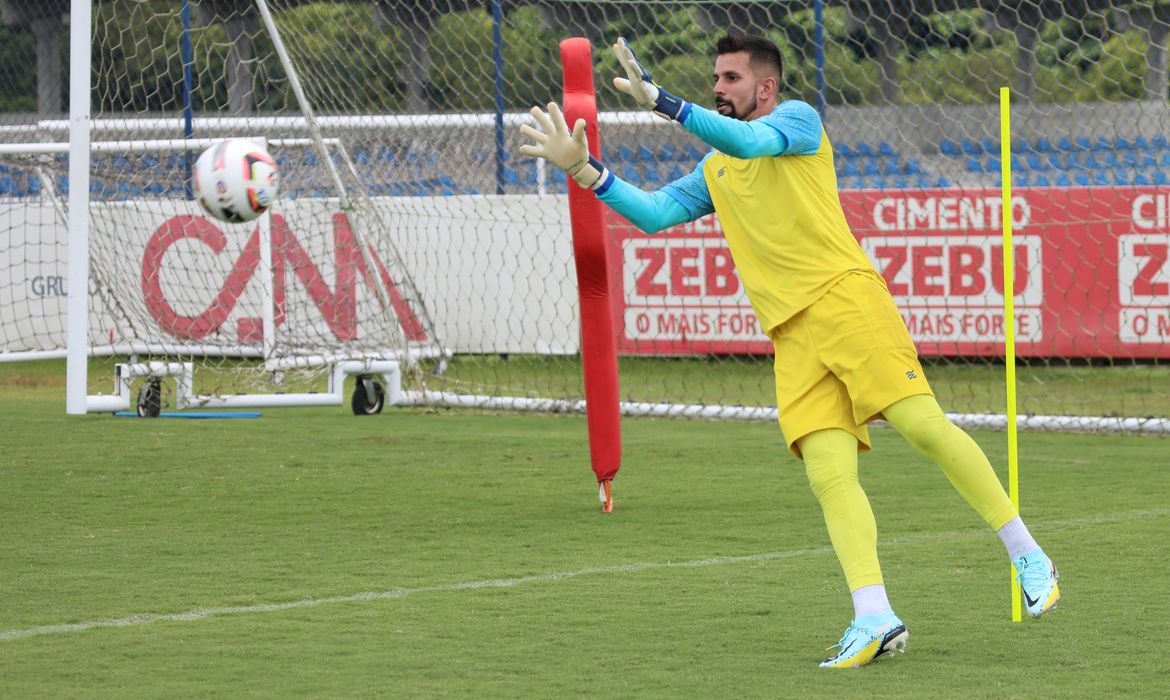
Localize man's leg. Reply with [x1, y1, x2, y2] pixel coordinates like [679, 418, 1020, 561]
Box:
[798, 428, 908, 667]
[799, 428, 882, 593]
[881, 394, 1060, 617]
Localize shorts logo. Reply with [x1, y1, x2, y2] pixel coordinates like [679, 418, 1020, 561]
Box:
[718, 167, 726, 178]
[906, 370, 918, 380]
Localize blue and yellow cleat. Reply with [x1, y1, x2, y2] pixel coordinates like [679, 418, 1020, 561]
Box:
[819, 614, 908, 669]
[1014, 548, 1060, 618]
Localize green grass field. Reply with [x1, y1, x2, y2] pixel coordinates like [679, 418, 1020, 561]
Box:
[2, 361, 1168, 698]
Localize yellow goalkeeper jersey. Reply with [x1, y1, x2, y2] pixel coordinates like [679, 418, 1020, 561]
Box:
[701, 127, 881, 333]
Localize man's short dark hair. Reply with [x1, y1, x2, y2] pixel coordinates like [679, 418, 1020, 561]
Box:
[715, 34, 783, 83]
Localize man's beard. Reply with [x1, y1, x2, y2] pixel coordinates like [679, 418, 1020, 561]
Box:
[715, 95, 757, 121]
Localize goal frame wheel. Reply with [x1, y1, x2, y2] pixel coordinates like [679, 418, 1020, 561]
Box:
[351, 375, 385, 415]
[137, 379, 162, 418]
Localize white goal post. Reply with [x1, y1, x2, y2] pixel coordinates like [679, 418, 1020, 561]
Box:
[47, 0, 437, 415]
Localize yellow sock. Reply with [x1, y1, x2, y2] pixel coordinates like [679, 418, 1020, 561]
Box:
[798, 428, 884, 591]
[882, 394, 1018, 530]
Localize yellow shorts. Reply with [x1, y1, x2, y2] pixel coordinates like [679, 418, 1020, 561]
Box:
[770, 272, 933, 458]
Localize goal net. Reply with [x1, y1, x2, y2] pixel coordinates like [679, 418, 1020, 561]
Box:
[0, 0, 1167, 431]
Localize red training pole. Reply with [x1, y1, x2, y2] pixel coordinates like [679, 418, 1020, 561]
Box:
[560, 37, 621, 512]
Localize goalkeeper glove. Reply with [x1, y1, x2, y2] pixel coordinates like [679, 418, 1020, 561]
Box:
[518, 102, 609, 189]
[611, 37, 689, 122]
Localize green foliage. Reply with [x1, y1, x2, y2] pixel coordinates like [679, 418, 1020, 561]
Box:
[0, 25, 38, 112]
[0, 3, 1164, 115]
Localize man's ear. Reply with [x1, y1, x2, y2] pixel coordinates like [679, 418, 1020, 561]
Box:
[758, 75, 778, 101]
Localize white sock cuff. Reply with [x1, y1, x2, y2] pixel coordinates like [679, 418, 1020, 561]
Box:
[997, 516, 1040, 560]
[851, 584, 892, 618]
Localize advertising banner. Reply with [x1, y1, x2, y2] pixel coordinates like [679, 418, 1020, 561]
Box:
[610, 188, 1170, 358]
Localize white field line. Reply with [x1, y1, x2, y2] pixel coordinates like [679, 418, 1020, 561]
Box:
[3, 507, 1166, 643]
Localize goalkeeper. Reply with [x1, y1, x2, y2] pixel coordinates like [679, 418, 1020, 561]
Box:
[518, 34, 1060, 669]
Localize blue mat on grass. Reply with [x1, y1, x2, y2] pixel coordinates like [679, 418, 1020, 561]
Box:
[114, 411, 262, 419]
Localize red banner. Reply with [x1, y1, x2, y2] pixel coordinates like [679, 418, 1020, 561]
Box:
[610, 187, 1170, 358]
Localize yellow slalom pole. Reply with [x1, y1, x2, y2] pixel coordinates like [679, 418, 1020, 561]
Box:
[999, 87, 1022, 623]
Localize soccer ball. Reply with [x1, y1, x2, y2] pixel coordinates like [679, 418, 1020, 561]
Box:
[193, 138, 279, 223]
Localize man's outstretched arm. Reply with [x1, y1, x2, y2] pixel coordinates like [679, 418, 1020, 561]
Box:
[518, 102, 712, 234]
[611, 37, 822, 159]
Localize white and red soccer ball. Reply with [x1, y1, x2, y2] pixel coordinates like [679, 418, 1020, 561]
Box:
[193, 138, 279, 223]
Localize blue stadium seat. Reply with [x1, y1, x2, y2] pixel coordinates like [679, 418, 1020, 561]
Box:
[641, 164, 661, 183]
[1046, 153, 1066, 170]
[903, 158, 923, 174]
[1011, 155, 1026, 171]
[841, 161, 860, 177]
[1027, 154, 1046, 171]
[862, 160, 881, 177]
[1134, 173, 1152, 186]
[614, 145, 634, 163]
[665, 164, 686, 180]
[878, 141, 895, 157]
[980, 138, 997, 154]
[1113, 172, 1133, 186]
[985, 156, 1001, 172]
[1103, 152, 1123, 169]
[936, 176, 952, 187]
[965, 156, 982, 173]
[1115, 136, 1135, 150]
[1094, 172, 1110, 186]
[1057, 135, 1079, 152]
[1155, 171, 1169, 185]
[881, 158, 900, 176]
[868, 176, 886, 188]
[659, 144, 678, 161]
[1055, 173, 1072, 186]
[1152, 134, 1169, 150]
[636, 145, 654, 162]
[1075, 135, 1094, 151]
[503, 165, 535, 186]
[1161, 152, 1170, 167]
[939, 139, 960, 156]
[837, 143, 856, 157]
[1140, 153, 1158, 168]
[682, 144, 705, 161]
[1093, 136, 1112, 151]
[1032, 174, 1051, 187]
[856, 142, 876, 157]
[893, 176, 910, 188]
[1015, 173, 1029, 186]
[1013, 138, 1032, 153]
[960, 138, 981, 155]
[1034, 137, 1053, 153]
[1074, 172, 1092, 186]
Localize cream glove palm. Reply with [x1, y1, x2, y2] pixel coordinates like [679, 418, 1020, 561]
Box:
[611, 37, 689, 121]
[518, 102, 605, 189]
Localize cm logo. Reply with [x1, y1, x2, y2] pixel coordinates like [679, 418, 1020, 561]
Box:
[140, 214, 427, 343]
